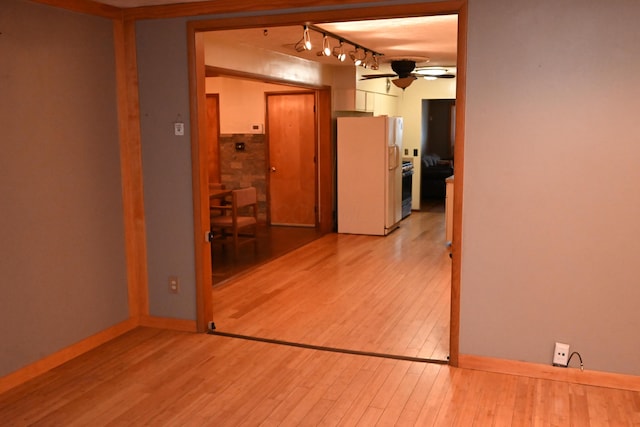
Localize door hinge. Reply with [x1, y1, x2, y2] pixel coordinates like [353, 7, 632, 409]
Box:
[205, 230, 214, 242]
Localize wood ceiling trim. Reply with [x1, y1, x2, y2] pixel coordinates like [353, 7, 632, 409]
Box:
[123, 0, 461, 20]
[186, 2, 464, 33]
[30, 0, 122, 19]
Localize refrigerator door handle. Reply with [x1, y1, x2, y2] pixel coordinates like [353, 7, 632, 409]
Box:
[389, 145, 400, 170]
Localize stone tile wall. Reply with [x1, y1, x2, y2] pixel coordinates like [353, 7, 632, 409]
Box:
[218, 133, 267, 221]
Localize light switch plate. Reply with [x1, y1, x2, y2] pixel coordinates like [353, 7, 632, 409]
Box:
[174, 122, 185, 136]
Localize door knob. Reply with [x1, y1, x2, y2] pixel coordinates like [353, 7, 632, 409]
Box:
[271, 166, 277, 172]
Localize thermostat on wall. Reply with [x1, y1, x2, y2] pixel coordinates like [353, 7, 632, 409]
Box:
[250, 123, 264, 134]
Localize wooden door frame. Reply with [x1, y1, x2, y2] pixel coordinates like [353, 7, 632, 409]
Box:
[265, 90, 319, 227]
[205, 94, 221, 185]
[187, 0, 467, 367]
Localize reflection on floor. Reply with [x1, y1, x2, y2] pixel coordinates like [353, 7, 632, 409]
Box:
[211, 224, 323, 284]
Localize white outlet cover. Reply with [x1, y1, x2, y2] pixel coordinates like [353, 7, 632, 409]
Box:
[553, 342, 570, 366]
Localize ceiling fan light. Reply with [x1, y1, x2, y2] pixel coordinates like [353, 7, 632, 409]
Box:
[423, 76, 437, 81]
[415, 67, 448, 76]
[392, 77, 416, 90]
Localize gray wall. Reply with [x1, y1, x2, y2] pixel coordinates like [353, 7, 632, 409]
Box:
[461, 0, 640, 375]
[0, 0, 128, 376]
[136, 18, 197, 319]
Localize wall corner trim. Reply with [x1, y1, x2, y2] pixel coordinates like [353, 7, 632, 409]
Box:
[458, 354, 640, 392]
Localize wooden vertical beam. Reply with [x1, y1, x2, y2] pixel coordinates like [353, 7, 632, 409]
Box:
[188, 27, 214, 332]
[449, 0, 468, 368]
[317, 87, 334, 233]
[113, 16, 149, 321]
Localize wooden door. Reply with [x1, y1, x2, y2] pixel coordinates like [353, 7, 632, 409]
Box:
[266, 92, 317, 226]
[205, 94, 221, 186]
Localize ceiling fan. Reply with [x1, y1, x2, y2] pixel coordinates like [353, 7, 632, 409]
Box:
[361, 59, 455, 90]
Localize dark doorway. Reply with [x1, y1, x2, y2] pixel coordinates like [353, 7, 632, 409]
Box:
[421, 99, 455, 201]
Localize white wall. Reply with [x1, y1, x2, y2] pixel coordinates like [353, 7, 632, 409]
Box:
[206, 77, 299, 134]
[461, 0, 640, 375]
[203, 32, 333, 87]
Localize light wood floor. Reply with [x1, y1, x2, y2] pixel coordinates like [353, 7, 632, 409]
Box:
[2, 327, 639, 425]
[212, 203, 451, 361]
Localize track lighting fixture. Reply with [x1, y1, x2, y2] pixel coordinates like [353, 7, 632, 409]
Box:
[295, 24, 383, 67]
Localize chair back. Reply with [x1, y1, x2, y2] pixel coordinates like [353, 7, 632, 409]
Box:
[233, 187, 257, 209]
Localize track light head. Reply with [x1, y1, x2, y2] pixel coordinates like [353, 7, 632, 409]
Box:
[333, 41, 346, 61]
[303, 26, 312, 51]
[370, 55, 379, 70]
[350, 48, 365, 66]
[322, 35, 332, 56]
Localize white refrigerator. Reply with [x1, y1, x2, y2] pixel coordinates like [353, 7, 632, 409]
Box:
[337, 116, 403, 235]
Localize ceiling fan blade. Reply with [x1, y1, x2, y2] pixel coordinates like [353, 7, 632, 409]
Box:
[360, 73, 397, 80]
[410, 72, 456, 79]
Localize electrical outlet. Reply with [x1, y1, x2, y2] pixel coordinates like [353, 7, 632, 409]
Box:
[553, 342, 570, 367]
[168, 276, 179, 294]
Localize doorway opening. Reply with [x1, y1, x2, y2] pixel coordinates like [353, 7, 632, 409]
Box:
[187, 2, 466, 366]
[204, 72, 329, 283]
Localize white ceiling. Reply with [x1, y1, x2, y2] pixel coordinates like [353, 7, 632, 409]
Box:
[210, 16, 458, 69]
[90, 1, 458, 70]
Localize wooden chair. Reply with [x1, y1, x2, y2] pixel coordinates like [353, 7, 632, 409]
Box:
[210, 186, 258, 257]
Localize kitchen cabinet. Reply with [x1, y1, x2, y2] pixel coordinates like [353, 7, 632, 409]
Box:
[355, 90, 375, 112]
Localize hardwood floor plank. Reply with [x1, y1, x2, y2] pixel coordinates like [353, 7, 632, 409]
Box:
[511, 376, 537, 426]
[324, 358, 394, 426]
[395, 362, 442, 425]
[374, 361, 425, 425]
[414, 366, 460, 425]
